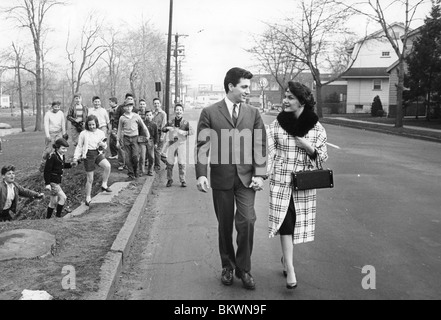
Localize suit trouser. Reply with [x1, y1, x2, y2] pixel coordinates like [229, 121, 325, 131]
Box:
[212, 174, 256, 273]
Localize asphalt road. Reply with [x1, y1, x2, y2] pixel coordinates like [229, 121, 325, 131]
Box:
[113, 108, 441, 300]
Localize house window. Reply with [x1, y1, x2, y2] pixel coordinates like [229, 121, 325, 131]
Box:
[373, 79, 382, 90]
[382, 51, 390, 58]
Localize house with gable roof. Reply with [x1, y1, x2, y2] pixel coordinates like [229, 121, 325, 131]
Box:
[342, 22, 407, 115]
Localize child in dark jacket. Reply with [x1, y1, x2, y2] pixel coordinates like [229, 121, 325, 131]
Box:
[44, 138, 77, 218]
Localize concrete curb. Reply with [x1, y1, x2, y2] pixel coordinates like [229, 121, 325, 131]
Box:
[85, 175, 155, 300]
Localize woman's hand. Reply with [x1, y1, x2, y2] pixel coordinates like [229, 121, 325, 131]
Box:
[295, 137, 315, 156]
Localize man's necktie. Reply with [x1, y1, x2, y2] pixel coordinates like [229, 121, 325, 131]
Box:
[233, 104, 238, 126]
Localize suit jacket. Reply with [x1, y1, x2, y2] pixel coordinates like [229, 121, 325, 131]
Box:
[0, 181, 41, 217]
[195, 100, 267, 190]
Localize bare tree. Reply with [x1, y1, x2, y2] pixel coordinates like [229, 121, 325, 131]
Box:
[335, 0, 428, 127]
[4, 0, 64, 131]
[11, 43, 26, 131]
[101, 27, 122, 98]
[65, 12, 107, 98]
[120, 20, 167, 104]
[268, 0, 360, 117]
[248, 28, 307, 101]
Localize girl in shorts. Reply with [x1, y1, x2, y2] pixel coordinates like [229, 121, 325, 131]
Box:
[44, 138, 76, 218]
[73, 115, 112, 206]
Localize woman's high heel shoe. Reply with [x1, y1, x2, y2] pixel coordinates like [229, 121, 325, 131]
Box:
[286, 282, 298, 289]
[286, 270, 298, 289]
[281, 257, 287, 277]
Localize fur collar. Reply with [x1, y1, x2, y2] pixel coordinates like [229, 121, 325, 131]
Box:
[277, 109, 318, 137]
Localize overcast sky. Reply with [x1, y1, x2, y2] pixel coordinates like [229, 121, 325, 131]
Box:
[0, 0, 433, 87]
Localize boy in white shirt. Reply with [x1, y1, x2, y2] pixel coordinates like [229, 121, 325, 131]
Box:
[39, 101, 68, 172]
[88, 96, 110, 136]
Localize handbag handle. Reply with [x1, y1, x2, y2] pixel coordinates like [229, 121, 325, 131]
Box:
[313, 150, 323, 170]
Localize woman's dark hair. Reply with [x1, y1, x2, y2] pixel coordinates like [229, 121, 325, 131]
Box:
[1, 165, 15, 175]
[286, 81, 316, 110]
[85, 115, 100, 131]
[224, 67, 253, 93]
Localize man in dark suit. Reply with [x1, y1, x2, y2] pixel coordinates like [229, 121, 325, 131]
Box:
[195, 67, 267, 290]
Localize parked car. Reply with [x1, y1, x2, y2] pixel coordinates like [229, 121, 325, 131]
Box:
[271, 104, 283, 112]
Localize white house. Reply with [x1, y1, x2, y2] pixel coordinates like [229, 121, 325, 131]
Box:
[342, 23, 407, 114]
[0, 94, 10, 108]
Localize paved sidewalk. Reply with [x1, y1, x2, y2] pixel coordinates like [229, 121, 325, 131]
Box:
[330, 117, 441, 133]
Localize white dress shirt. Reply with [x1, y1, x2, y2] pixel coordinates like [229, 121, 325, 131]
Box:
[225, 97, 240, 119]
[3, 183, 15, 210]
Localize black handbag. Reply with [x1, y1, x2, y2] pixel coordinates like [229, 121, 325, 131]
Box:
[292, 159, 334, 191]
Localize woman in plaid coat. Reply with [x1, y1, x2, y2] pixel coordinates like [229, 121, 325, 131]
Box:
[267, 81, 328, 289]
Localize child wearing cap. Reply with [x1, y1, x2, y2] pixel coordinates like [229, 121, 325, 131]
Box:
[44, 138, 77, 218]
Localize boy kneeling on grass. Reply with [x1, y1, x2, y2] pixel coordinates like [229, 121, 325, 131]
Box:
[44, 138, 77, 218]
[0, 165, 45, 222]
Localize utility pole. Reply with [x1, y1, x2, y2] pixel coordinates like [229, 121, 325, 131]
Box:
[165, 0, 173, 120]
[173, 33, 188, 105]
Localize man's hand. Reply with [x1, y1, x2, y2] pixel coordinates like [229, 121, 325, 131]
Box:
[249, 177, 264, 191]
[197, 176, 210, 193]
[45, 185, 51, 191]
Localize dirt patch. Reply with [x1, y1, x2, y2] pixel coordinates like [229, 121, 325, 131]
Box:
[0, 177, 146, 300]
[0, 126, 149, 300]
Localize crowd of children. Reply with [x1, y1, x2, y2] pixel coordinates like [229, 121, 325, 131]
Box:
[0, 93, 194, 222]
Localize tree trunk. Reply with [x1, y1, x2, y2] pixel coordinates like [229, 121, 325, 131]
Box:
[34, 47, 43, 131]
[395, 60, 405, 128]
[315, 84, 324, 118]
[16, 60, 25, 132]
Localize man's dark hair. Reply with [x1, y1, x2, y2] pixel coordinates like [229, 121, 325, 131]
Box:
[224, 67, 253, 93]
[125, 93, 134, 99]
[174, 103, 184, 111]
[85, 115, 100, 131]
[92, 96, 100, 102]
[73, 93, 82, 99]
[145, 109, 153, 114]
[139, 99, 146, 103]
[51, 101, 61, 107]
[109, 97, 118, 104]
[153, 98, 160, 103]
[1, 165, 15, 175]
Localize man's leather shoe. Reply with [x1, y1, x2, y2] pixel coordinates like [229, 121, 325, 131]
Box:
[235, 269, 256, 290]
[221, 268, 234, 286]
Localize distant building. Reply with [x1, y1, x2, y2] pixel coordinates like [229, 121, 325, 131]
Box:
[1, 94, 10, 108]
[342, 22, 407, 115]
[250, 73, 347, 113]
